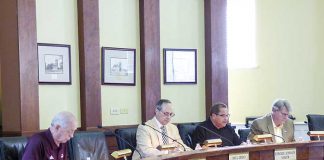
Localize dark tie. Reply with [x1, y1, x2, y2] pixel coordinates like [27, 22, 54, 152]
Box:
[161, 126, 169, 144]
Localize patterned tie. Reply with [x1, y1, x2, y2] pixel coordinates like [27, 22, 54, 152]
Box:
[161, 126, 169, 144]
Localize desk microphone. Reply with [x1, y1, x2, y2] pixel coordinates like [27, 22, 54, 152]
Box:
[141, 123, 187, 151]
[97, 125, 143, 158]
[196, 125, 235, 146]
[250, 125, 286, 143]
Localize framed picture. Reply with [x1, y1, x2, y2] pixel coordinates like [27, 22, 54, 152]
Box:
[163, 48, 197, 84]
[37, 43, 71, 84]
[102, 47, 136, 85]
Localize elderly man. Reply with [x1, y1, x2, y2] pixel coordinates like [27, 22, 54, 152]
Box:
[192, 103, 242, 148]
[22, 111, 77, 160]
[132, 99, 190, 159]
[248, 99, 295, 143]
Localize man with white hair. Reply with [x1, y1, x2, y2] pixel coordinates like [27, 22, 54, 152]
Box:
[22, 111, 77, 160]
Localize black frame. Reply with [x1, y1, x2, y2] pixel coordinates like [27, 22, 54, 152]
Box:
[37, 43, 72, 84]
[163, 48, 197, 84]
[101, 47, 136, 86]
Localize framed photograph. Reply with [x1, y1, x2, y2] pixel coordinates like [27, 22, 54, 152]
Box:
[37, 43, 71, 84]
[102, 47, 136, 85]
[163, 48, 197, 84]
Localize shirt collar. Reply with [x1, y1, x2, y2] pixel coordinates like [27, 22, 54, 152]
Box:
[271, 115, 283, 129]
[153, 116, 164, 129]
[46, 128, 59, 149]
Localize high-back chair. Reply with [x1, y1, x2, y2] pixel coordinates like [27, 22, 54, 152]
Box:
[0, 136, 28, 160]
[177, 122, 199, 149]
[68, 131, 109, 160]
[238, 128, 251, 142]
[306, 114, 324, 140]
[114, 127, 138, 160]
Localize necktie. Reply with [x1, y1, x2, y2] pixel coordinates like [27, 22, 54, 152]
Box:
[161, 126, 169, 144]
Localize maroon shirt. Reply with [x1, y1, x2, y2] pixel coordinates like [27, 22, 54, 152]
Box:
[22, 129, 68, 160]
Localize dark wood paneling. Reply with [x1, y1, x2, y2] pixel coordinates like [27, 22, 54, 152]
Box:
[77, 0, 102, 130]
[0, 0, 39, 136]
[204, 0, 228, 117]
[139, 0, 161, 122]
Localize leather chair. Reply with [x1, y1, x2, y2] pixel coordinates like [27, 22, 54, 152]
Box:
[306, 114, 324, 140]
[238, 128, 251, 142]
[68, 131, 109, 160]
[0, 136, 28, 160]
[114, 127, 138, 160]
[177, 122, 199, 149]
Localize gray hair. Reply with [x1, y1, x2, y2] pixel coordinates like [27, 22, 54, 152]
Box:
[272, 99, 292, 112]
[155, 99, 172, 111]
[210, 102, 228, 116]
[51, 111, 77, 129]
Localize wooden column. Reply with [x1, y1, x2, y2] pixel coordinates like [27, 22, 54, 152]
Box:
[204, 0, 228, 117]
[77, 0, 102, 130]
[139, 0, 161, 122]
[0, 0, 39, 136]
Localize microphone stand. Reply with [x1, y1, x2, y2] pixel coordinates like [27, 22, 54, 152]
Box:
[142, 123, 187, 151]
[97, 125, 143, 159]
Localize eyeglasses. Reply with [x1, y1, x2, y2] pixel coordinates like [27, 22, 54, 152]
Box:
[159, 110, 175, 117]
[279, 111, 289, 117]
[215, 114, 230, 118]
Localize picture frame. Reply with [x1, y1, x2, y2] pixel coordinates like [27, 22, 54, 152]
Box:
[37, 43, 71, 84]
[163, 48, 197, 84]
[102, 47, 136, 85]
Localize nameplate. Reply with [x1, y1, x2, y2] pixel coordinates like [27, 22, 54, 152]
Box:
[229, 152, 249, 160]
[275, 148, 296, 160]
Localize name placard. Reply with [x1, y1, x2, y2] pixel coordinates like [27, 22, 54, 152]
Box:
[275, 148, 296, 160]
[229, 152, 249, 160]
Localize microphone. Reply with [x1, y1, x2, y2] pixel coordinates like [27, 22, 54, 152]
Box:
[97, 125, 143, 158]
[250, 125, 286, 143]
[141, 123, 187, 151]
[196, 125, 235, 146]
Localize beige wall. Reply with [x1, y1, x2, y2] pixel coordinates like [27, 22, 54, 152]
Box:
[160, 0, 206, 123]
[99, 0, 141, 126]
[229, 0, 324, 124]
[36, 0, 81, 129]
[2, 0, 321, 129]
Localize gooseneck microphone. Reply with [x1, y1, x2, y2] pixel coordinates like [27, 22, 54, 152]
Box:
[141, 123, 187, 151]
[250, 125, 286, 143]
[197, 125, 235, 146]
[97, 125, 143, 158]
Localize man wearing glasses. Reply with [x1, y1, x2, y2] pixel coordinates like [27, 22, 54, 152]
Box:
[132, 99, 190, 160]
[248, 99, 295, 143]
[192, 103, 242, 148]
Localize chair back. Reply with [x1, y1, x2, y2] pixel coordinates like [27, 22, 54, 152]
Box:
[114, 127, 137, 151]
[69, 131, 109, 160]
[238, 128, 251, 142]
[177, 122, 199, 148]
[306, 114, 324, 140]
[0, 136, 28, 160]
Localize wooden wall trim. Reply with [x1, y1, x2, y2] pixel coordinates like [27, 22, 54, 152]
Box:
[139, 0, 161, 122]
[0, 0, 39, 136]
[204, 0, 228, 117]
[77, 0, 102, 130]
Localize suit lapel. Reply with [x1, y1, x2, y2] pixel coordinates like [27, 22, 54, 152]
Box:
[266, 115, 276, 142]
[282, 123, 288, 142]
[147, 118, 163, 145]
